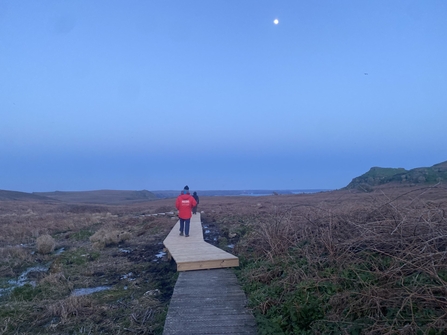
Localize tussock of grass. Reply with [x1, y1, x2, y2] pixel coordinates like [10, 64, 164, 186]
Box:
[36, 234, 56, 254]
[89, 229, 131, 249]
[46, 295, 92, 321]
[0, 246, 33, 274]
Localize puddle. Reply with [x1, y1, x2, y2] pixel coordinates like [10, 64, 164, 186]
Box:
[55, 247, 65, 255]
[152, 250, 167, 262]
[155, 251, 166, 259]
[121, 272, 135, 281]
[0, 265, 48, 297]
[15, 266, 48, 286]
[119, 248, 131, 253]
[71, 286, 111, 297]
[203, 223, 221, 247]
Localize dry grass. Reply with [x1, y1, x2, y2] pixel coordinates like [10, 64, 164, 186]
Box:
[46, 295, 93, 321]
[89, 229, 132, 249]
[199, 184, 447, 334]
[238, 188, 447, 334]
[0, 199, 178, 334]
[2, 185, 447, 334]
[0, 246, 34, 277]
[36, 234, 56, 254]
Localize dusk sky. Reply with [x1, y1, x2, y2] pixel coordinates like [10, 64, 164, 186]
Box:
[1, 1, 446, 193]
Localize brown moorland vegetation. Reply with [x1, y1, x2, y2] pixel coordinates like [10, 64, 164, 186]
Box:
[0, 199, 179, 334]
[1, 184, 447, 334]
[33, 190, 157, 204]
[199, 184, 447, 334]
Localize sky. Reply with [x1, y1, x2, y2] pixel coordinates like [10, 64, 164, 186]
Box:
[1, 0, 446, 193]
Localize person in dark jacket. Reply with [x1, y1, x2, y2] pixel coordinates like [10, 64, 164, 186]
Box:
[175, 186, 197, 237]
[192, 191, 199, 214]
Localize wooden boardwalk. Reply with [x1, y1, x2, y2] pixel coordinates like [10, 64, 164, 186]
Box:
[163, 269, 257, 335]
[163, 213, 239, 271]
[162, 213, 257, 334]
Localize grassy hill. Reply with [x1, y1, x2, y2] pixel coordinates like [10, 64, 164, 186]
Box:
[346, 160, 447, 190]
[0, 189, 56, 202]
[33, 189, 157, 204]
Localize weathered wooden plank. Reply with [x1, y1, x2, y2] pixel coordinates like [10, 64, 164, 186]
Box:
[177, 248, 238, 256]
[163, 324, 257, 335]
[163, 327, 256, 335]
[164, 247, 231, 257]
[166, 307, 247, 315]
[177, 259, 239, 272]
[163, 269, 257, 335]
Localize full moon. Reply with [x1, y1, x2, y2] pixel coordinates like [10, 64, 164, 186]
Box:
[273, 19, 279, 25]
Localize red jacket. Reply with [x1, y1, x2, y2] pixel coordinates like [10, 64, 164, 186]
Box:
[176, 193, 197, 219]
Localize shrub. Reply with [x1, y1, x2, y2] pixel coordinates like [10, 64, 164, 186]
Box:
[36, 234, 56, 254]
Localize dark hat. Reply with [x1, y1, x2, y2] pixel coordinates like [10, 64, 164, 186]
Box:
[183, 185, 189, 190]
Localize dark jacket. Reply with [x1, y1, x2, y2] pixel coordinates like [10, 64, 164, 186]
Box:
[193, 192, 199, 204]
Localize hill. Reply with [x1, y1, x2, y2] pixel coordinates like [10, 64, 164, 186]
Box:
[33, 189, 157, 204]
[0, 189, 56, 202]
[346, 160, 447, 190]
[2, 189, 326, 205]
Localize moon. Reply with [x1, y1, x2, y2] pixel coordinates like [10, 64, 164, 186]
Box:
[273, 19, 279, 25]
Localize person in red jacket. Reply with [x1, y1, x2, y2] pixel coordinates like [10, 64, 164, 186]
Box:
[175, 185, 197, 237]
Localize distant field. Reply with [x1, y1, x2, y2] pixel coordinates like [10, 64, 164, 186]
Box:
[151, 189, 330, 198]
[33, 189, 157, 204]
[1, 189, 330, 205]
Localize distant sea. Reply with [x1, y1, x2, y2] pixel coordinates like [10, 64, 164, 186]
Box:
[233, 190, 330, 197]
[152, 189, 331, 199]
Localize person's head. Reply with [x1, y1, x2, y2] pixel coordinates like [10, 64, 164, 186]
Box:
[183, 185, 190, 194]
[193, 192, 197, 195]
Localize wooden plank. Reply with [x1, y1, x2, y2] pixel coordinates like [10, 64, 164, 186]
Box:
[163, 269, 257, 335]
[172, 248, 237, 258]
[175, 257, 238, 264]
[177, 259, 239, 272]
[163, 213, 239, 272]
